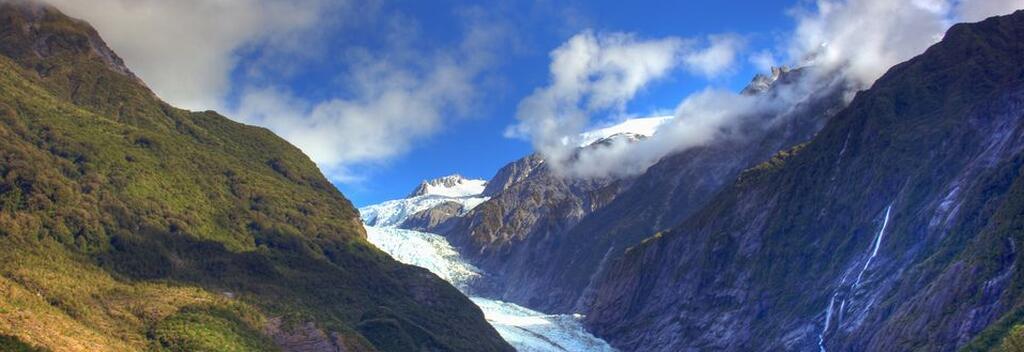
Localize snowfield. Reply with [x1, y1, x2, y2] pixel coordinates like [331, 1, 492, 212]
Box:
[576, 115, 672, 147]
[360, 194, 489, 227]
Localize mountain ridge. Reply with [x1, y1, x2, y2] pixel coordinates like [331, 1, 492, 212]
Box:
[406, 174, 487, 199]
[0, 2, 512, 351]
[410, 63, 847, 314]
[583, 10, 1024, 351]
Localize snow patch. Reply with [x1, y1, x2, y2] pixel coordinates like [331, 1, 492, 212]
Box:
[360, 195, 489, 228]
[576, 116, 671, 147]
[410, 174, 488, 198]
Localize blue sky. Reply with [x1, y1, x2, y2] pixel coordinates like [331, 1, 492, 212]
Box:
[49, 0, 1022, 206]
[231, 0, 799, 205]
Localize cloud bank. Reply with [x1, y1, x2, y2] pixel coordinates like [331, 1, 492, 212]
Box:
[515, 0, 1022, 179]
[47, 0, 510, 183]
[232, 49, 485, 182]
[37, 0, 1024, 183]
[683, 34, 746, 79]
[506, 31, 746, 171]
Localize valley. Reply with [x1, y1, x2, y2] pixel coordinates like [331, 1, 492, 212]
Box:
[1, 1, 1023, 351]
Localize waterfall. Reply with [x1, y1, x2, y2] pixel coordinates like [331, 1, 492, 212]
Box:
[853, 205, 893, 289]
[817, 203, 893, 351]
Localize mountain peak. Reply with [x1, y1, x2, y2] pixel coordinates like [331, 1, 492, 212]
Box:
[0, 1, 139, 80]
[408, 174, 487, 198]
[577, 116, 672, 148]
[741, 65, 792, 95]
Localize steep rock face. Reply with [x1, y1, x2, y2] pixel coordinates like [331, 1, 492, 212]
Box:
[431, 65, 845, 313]
[0, 3, 510, 351]
[445, 156, 625, 272]
[482, 154, 545, 197]
[399, 201, 465, 234]
[530, 67, 846, 313]
[585, 11, 1024, 352]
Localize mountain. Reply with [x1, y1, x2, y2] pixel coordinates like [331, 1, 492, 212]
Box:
[407, 174, 487, 198]
[437, 150, 629, 299]
[0, 2, 511, 351]
[584, 11, 1024, 351]
[411, 62, 846, 314]
[361, 175, 490, 230]
[357, 182, 617, 351]
[576, 116, 671, 148]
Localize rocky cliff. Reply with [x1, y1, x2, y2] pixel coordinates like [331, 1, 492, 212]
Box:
[585, 11, 1024, 351]
[426, 64, 847, 313]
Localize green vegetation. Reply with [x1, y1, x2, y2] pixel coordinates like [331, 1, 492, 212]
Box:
[0, 335, 48, 352]
[0, 3, 509, 352]
[152, 307, 275, 352]
[963, 307, 1024, 351]
[999, 326, 1024, 352]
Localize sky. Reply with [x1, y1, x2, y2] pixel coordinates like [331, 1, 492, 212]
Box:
[43, 0, 1023, 206]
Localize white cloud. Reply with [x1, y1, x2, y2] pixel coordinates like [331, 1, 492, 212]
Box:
[228, 11, 505, 182]
[46, 0, 337, 111]
[44, 0, 511, 183]
[231, 53, 480, 182]
[787, 0, 955, 88]
[956, 0, 1022, 22]
[682, 34, 745, 78]
[507, 30, 760, 176]
[518, 0, 1022, 179]
[506, 31, 687, 167]
[40, 0, 1024, 184]
[563, 74, 832, 178]
[787, 0, 1020, 89]
[749, 50, 779, 73]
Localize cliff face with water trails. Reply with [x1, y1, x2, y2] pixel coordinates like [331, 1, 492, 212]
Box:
[585, 11, 1024, 351]
[0, 3, 510, 351]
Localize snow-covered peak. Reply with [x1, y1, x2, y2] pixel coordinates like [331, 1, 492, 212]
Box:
[577, 116, 672, 147]
[408, 174, 487, 198]
[362, 174, 490, 228]
[360, 195, 490, 228]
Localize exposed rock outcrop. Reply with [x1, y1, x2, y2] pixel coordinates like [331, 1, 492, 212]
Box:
[585, 11, 1024, 351]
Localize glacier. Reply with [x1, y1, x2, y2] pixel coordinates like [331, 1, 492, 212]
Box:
[360, 180, 616, 352]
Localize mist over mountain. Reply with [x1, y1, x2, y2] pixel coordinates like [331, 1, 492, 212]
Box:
[384, 8, 1024, 352]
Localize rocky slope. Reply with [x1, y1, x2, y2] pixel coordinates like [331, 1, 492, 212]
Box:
[527, 66, 847, 313]
[584, 11, 1024, 351]
[440, 151, 628, 299]
[419, 64, 847, 313]
[0, 2, 510, 351]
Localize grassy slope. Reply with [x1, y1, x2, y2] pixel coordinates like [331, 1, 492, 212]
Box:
[0, 3, 510, 351]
